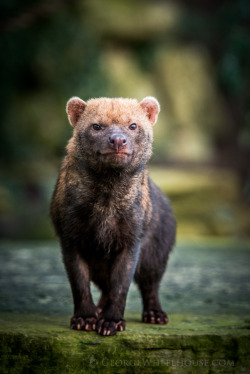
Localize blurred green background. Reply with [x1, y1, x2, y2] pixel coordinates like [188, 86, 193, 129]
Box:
[0, 0, 249, 240]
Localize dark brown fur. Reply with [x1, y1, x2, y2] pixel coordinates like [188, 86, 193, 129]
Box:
[51, 96, 176, 336]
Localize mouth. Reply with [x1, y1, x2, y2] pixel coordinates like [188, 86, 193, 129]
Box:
[100, 151, 132, 157]
[98, 151, 133, 163]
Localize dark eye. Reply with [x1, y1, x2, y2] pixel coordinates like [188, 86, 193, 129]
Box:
[92, 124, 101, 131]
[129, 123, 137, 130]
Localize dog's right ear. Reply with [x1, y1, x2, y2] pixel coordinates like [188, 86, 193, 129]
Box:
[66, 97, 87, 127]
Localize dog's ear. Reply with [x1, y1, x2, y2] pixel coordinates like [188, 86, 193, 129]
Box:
[140, 96, 160, 126]
[66, 97, 87, 127]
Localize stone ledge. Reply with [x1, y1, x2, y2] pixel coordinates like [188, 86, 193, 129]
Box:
[0, 313, 249, 374]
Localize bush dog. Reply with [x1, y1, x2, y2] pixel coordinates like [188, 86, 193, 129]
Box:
[51, 96, 176, 336]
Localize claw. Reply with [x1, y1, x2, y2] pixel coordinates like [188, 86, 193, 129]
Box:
[143, 310, 168, 325]
[70, 315, 97, 331]
[96, 319, 125, 336]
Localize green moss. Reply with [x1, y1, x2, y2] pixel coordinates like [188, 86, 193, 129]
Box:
[0, 313, 249, 373]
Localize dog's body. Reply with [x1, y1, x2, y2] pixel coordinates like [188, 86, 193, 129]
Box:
[51, 96, 176, 336]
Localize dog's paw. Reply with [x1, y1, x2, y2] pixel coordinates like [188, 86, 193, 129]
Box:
[142, 310, 168, 325]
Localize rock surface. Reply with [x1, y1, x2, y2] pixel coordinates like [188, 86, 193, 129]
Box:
[0, 240, 250, 373]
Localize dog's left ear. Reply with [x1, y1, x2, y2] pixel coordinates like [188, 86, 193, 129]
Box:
[140, 96, 160, 126]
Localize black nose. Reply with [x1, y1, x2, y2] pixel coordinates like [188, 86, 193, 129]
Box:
[108, 134, 127, 152]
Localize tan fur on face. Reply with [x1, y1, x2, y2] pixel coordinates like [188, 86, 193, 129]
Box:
[64, 96, 160, 175]
[67, 97, 159, 133]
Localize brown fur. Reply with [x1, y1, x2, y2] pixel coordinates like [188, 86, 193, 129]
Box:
[51, 96, 176, 336]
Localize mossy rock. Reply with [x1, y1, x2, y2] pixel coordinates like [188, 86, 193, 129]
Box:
[1, 240, 250, 373]
[0, 313, 250, 373]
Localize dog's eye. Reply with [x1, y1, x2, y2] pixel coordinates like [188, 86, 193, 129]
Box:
[129, 123, 137, 130]
[92, 124, 101, 131]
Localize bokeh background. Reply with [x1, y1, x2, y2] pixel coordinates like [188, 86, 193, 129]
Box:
[0, 0, 249, 240]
